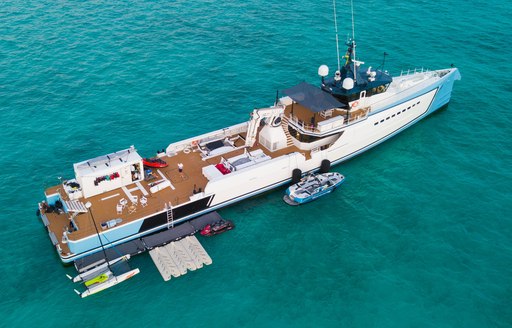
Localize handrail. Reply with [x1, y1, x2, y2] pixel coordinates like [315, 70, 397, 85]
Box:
[287, 114, 318, 133]
[399, 67, 435, 76]
[286, 109, 373, 135]
[166, 122, 247, 154]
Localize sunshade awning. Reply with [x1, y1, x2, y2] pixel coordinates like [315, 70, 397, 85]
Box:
[283, 82, 343, 112]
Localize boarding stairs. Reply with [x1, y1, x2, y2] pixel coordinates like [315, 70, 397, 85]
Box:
[281, 116, 294, 147]
[64, 200, 88, 213]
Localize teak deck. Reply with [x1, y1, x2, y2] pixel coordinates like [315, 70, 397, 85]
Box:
[283, 103, 369, 128]
[43, 128, 310, 256]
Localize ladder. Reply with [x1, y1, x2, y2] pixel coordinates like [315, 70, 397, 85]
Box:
[166, 202, 174, 229]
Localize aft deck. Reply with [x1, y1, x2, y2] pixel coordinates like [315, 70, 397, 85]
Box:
[42, 127, 310, 257]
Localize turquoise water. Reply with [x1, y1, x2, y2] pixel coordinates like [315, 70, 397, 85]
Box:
[1, 0, 511, 327]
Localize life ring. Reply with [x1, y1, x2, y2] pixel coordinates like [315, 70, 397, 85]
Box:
[183, 148, 191, 154]
[351, 101, 359, 108]
[377, 85, 385, 93]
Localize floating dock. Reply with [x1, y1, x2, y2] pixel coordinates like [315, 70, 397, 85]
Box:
[149, 235, 212, 281]
[74, 212, 222, 273]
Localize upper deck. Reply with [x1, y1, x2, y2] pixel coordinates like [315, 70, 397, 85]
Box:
[283, 101, 369, 136]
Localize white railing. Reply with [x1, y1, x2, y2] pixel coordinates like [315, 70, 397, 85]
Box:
[287, 114, 318, 133]
[286, 109, 371, 135]
[166, 122, 248, 155]
[399, 67, 431, 76]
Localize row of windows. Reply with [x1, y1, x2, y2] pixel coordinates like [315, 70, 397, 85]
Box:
[373, 100, 421, 126]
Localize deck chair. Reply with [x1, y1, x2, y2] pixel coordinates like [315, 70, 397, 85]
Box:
[140, 196, 148, 208]
[119, 198, 128, 208]
[131, 195, 138, 205]
[320, 109, 333, 118]
[116, 204, 123, 214]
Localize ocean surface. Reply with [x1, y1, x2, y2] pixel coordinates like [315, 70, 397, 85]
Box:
[0, 0, 511, 327]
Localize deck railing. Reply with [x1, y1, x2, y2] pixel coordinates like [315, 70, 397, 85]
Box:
[166, 122, 248, 155]
[287, 114, 318, 133]
[286, 109, 371, 135]
[398, 67, 439, 77]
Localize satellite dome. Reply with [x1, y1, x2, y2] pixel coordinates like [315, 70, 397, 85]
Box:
[342, 77, 354, 90]
[318, 65, 329, 77]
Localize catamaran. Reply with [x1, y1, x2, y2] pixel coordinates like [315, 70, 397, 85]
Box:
[37, 2, 460, 264]
[65, 202, 140, 297]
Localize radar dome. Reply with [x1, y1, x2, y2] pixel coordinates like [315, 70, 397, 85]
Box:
[318, 65, 329, 77]
[342, 77, 354, 90]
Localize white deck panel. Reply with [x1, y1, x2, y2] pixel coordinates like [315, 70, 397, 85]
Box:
[186, 235, 213, 265]
[170, 242, 197, 271]
[149, 237, 212, 281]
[149, 247, 181, 281]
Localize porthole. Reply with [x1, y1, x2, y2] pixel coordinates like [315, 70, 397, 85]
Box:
[392, 114, 395, 117]
[272, 116, 282, 126]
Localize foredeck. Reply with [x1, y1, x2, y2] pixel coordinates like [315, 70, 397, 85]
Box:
[42, 127, 310, 256]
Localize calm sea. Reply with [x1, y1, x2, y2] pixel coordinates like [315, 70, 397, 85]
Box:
[0, 0, 511, 327]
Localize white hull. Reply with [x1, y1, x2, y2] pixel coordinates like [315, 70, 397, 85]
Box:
[205, 86, 441, 207]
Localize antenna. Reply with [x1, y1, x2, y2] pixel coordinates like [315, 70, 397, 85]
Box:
[350, 0, 357, 80]
[350, 0, 355, 42]
[379, 52, 389, 70]
[333, 0, 341, 72]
